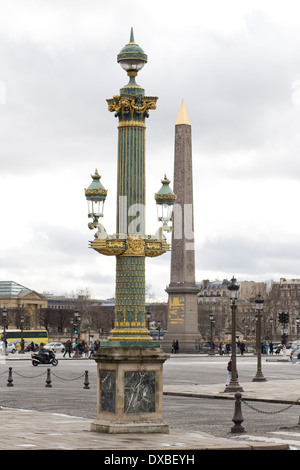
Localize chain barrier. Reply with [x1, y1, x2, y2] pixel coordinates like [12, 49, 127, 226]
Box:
[51, 371, 85, 381]
[231, 392, 300, 433]
[13, 369, 48, 379]
[241, 396, 300, 414]
[1, 367, 90, 389]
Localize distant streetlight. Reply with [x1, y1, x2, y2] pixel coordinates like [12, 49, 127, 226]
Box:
[73, 311, 81, 358]
[269, 317, 273, 342]
[296, 317, 300, 339]
[224, 277, 243, 392]
[157, 320, 162, 340]
[252, 294, 267, 382]
[2, 308, 8, 356]
[19, 315, 25, 354]
[209, 313, 215, 355]
[146, 310, 151, 330]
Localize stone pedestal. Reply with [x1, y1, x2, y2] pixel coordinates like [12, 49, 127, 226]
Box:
[91, 345, 169, 434]
[163, 285, 200, 353]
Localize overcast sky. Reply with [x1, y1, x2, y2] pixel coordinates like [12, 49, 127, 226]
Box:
[1, 0, 300, 300]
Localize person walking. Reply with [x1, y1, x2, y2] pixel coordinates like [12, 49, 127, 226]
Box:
[63, 340, 72, 358]
[226, 359, 232, 387]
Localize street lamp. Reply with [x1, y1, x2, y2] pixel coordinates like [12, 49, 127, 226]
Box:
[244, 323, 249, 340]
[209, 313, 215, 355]
[73, 310, 81, 358]
[155, 174, 176, 236]
[252, 293, 267, 382]
[224, 277, 243, 392]
[296, 317, 300, 340]
[87, 29, 171, 434]
[70, 317, 74, 347]
[269, 317, 273, 342]
[157, 320, 162, 341]
[85, 169, 107, 230]
[146, 310, 151, 330]
[2, 308, 8, 356]
[19, 315, 25, 354]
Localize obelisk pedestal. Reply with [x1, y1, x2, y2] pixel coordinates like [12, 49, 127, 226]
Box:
[162, 101, 202, 354]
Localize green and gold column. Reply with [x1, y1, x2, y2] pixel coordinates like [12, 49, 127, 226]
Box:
[89, 29, 169, 346]
[87, 29, 171, 434]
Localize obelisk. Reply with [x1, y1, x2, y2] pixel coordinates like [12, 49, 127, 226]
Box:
[162, 101, 201, 353]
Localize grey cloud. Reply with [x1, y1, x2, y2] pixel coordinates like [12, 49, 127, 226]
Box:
[196, 236, 300, 277]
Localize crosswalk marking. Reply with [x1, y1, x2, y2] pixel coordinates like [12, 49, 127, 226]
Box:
[232, 433, 300, 448]
[270, 431, 300, 438]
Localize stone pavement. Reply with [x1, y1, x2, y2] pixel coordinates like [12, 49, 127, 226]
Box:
[2, 377, 298, 450]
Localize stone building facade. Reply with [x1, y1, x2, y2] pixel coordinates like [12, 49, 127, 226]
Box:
[0, 281, 48, 329]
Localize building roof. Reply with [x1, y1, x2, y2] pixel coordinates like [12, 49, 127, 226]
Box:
[0, 281, 30, 297]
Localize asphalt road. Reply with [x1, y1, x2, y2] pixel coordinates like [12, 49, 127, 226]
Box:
[1, 354, 300, 447]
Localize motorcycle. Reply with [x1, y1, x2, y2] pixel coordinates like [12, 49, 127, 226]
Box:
[25, 343, 38, 352]
[31, 349, 58, 366]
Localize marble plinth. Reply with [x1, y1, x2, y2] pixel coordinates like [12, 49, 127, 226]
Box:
[91, 346, 169, 434]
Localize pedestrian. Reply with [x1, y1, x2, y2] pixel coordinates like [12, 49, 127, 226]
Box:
[226, 343, 230, 355]
[84, 342, 89, 357]
[269, 341, 274, 355]
[63, 340, 72, 358]
[89, 342, 95, 358]
[240, 341, 245, 355]
[171, 340, 176, 354]
[226, 359, 232, 387]
[174, 340, 179, 354]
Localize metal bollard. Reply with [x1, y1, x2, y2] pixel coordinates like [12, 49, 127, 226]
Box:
[83, 370, 90, 389]
[45, 368, 52, 388]
[7, 367, 13, 387]
[231, 392, 245, 433]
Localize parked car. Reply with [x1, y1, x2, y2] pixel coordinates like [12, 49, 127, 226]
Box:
[291, 347, 300, 362]
[0, 340, 17, 354]
[44, 342, 65, 353]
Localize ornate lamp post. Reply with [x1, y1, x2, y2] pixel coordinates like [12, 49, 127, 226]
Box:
[269, 317, 273, 342]
[19, 315, 25, 354]
[252, 293, 267, 382]
[70, 317, 74, 345]
[86, 29, 173, 434]
[224, 277, 243, 392]
[73, 310, 81, 358]
[296, 317, 300, 340]
[209, 313, 215, 355]
[2, 308, 8, 356]
[157, 320, 162, 340]
[146, 309, 151, 330]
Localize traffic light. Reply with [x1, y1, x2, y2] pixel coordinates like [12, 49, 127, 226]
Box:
[278, 312, 289, 324]
[73, 326, 78, 335]
[282, 312, 289, 324]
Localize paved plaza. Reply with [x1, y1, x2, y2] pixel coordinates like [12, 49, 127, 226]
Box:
[1, 353, 300, 451]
